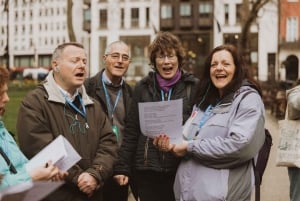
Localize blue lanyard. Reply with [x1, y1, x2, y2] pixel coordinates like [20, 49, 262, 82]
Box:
[160, 88, 172, 101]
[102, 79, 122, 120]
[65, 95, 86, 119]
[198, 105, 213, 128]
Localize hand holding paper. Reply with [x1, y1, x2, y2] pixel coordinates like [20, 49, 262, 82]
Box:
[138, 99, 183, 144]
[25, 135, 81, 173]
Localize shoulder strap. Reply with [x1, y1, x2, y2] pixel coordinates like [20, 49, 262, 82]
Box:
[236, 91, 263, 201]
[0, 147, 17, 174]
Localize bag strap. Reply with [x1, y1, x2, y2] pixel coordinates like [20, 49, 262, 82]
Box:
[0, 147, 17, 174]
[236, 91, 261, 201]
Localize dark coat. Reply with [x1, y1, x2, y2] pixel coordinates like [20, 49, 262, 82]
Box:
[17, 71, 118, 201]
[84, 69, 133, 119]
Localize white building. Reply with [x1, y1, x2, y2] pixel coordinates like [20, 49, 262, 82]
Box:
[0, 0, 159, 82]
[88, 0, 159, 80]
[0, 0, 87, 70]
[214, 0, 278, 82]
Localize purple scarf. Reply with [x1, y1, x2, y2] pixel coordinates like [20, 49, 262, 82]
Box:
[156, 69, 182, 92]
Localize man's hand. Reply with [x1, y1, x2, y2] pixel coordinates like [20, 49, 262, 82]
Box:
[77, 172, 98, 197]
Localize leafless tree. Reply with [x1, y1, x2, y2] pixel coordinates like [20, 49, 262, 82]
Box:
[239, 0, 275, 66]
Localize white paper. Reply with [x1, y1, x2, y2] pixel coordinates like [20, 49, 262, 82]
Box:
[138, 99, 183, 143]
[0, 180, 64, 201]
[26, 135, 81, 172]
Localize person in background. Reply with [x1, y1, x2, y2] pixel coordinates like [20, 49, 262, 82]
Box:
[286, 79, 300, 201]
[113, 31, 198, 201]
[154, 44, 265, 201]
[0, 67, 65, 191]
[84, 41, 137, 201]
[16, 42, 118, 201]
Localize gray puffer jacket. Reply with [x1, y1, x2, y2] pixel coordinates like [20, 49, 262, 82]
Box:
[174, 85, 265, 201]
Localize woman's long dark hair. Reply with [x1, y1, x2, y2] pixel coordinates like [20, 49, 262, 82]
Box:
[194, 44, 262, 110]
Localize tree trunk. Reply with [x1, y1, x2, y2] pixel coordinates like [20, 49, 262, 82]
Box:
[67, 0, 76, 42]
[239, 0, 271, 68]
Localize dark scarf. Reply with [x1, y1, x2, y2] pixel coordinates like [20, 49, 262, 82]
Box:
[156, 69, 182, 92]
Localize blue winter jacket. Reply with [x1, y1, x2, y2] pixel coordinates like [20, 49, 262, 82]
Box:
[0, 119, 31, 191]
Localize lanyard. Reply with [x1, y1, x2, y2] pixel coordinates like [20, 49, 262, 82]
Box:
[160, 88, 173, 101]
[102, 79, 122, 120]
[65, 95, 86, 119]
[198, 105, 213, 128]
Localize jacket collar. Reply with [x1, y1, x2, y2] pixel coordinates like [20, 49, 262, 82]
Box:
[43, 71, 94, 105]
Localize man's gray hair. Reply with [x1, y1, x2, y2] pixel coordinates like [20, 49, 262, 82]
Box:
[104, 41, 130, 56]
[52, 42, 85, 61]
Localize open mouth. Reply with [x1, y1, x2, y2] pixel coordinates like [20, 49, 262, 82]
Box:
[162, 67, 173, 72]
[75, 72, 85, 78]
[215, 74, 227, 79]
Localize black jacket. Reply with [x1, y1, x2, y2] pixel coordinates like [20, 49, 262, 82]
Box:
[114, 70, 199, 177]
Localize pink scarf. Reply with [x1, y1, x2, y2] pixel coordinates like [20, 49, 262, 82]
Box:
[156, 69, 182, 92]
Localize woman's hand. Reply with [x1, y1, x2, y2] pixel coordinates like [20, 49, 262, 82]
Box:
[153, 134, 175, 152]
[29, 160, 68, 181]
[153, 134, 188, 157]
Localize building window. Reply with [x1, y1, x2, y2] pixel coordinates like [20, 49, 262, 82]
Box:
[161, 4, 172, 19]
[99, 9, 107, 29]
[131, 8, 139, 27]
[224, 4, 229, 24]
[83, 9, 91, 21]
[121, 8, 125, 28]
[286, 17, 298, 42]
[180, 3, 191, 17]
[199, 1, 212, 17]
[146, 7, 150, 27]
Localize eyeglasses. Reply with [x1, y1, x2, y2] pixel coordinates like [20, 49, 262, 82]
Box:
[156, 54, 177, 62]
[106, 53, 130, 62]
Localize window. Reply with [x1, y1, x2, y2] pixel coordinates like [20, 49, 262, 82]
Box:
[121, 8, 124, 28]
[286, 17, 298, 42]
[146, 7, 150, 26]
[131, 8, 139, 27]
[180, 3, 191, 17]
[83, 9, 91, 21]
[99, 9, 107, 29]
[199, 2, 212, 15]
[224, 4, 229, 24]
[161, 4, 172, 19]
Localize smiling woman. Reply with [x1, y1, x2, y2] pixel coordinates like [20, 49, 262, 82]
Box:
[153, 44, 265, 201]
[113, 31, 199, 201]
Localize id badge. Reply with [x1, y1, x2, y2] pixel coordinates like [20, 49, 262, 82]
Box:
[112, 125, 119, 141]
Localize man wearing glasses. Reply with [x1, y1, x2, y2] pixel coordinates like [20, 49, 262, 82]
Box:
[85, 41, 137, 201]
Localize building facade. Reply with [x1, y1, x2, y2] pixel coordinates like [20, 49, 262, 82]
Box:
[159, 0, 214, 76]
[278, 0, 300, 84]
[87, 0, 159, 80]
[1, 0, 291, 84]
[214, 0, 278, 82]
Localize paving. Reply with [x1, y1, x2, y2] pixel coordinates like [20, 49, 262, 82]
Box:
[128, 110, 290, 201]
